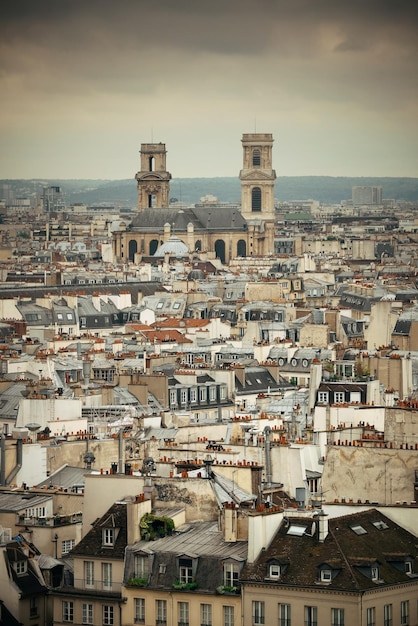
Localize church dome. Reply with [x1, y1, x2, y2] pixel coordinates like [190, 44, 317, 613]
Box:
[154, 235, 189, 258]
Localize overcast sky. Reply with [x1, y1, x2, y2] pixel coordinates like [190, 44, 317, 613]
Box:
[2, 0, 418, 180]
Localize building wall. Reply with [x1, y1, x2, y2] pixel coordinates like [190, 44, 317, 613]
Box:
[321, 446, 418, 505]
[242, 582, 417, 626]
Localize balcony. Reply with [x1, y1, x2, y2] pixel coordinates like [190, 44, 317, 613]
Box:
[63, 578, 122, 597]
[17, 512, 82, 527]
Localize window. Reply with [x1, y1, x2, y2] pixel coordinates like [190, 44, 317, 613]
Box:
[135, 555, 149, 578]
[318, 391, 329, 403]
[253, 600, 265, 625]
[366, 607, 375, 626]
[62, 539, 75, 555]
[334, 391, 345, 404]
[304, 606, 317, 626]
[156, 599, 167, 625]
[200, 387, 207, 402]
[223, 605, 234, 626]
[371, 565, 379, 581]
[82, 603, 93, 625]
[30, 597, 38, 618]
[63, 601, 74, 622]
[103, 605, 114, 626]
[223, 562, 239, 587]
[170, 390, 177, 406]
[102, 562, 112, 590]
[331, 608, 344, 626]
[209, 386, 217, 401]
[179, 558, 193, 583]
[84, 561, 94, 587]
[269, 563, 280, 578]
[405, 560, 413, 575]
[321, 568, 332, 582]
[178, 601, 189, 626]
[384, 604, 392, 626]
[252, 149, 261, 166]
[201, 603, 212, 626]
[14, 560, 27, 575]
[134, 598, 145, 624]
[220, 386, 227, 400]
[401, 601, 409, 626]
[252, 187, 262, 212]
[57, 313, 63, 320]
[157, 302, 164, 309]
[279, 604, 291, 626]
[103, 528, 115, 546]
[181, 389, 188, 405]
[190, 388, 197, 403]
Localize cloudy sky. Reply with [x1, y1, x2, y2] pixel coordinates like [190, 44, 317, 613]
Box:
[2, 0, 418, 180]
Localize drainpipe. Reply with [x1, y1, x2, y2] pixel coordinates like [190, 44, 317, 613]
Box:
[118, 428, 124, 474]
[0, 435, 6, 486]
[6, 438, 23, 485]
[264, 426, 272, 488]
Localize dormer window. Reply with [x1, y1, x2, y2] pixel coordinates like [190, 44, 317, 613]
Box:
[268, 562, 282, 579]
[15, 560, 27, 575]
[371, 566, 379, 581]
[405, 560, 413, 575]
[102, 528, 115, 546]
[320, 568, 332, 583]
[179, 557, 193, 583]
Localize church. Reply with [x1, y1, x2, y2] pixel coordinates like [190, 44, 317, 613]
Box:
[112, 133, 276, 264]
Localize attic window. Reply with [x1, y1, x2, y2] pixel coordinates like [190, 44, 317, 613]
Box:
[15, 560, 27, 575]
[268, 563, 281, 578]
[350, 524, 367, 535]
[405, 561, 413, 575]
[157, 302, 164, 309]
[372, 520, 389, 530]
[320, 568, 332, 583]
[173, 302, 181, 309]
[371, 566, 380, 581]
[102, 528, 115, 546]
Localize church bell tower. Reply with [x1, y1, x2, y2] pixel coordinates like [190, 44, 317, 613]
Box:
[135, 143, 172, 211]
[239, 133, 276, 221]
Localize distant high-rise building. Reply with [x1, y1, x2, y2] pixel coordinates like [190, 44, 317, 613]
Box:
[352, 186, 382, 205]
[43, 185, 64, 212]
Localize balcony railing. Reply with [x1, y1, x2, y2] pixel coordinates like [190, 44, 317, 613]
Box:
[17, 512, 82, 527]
[66, 578, 122, 596]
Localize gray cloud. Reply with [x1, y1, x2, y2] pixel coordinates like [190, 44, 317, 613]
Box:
[1, 0, 417, 178]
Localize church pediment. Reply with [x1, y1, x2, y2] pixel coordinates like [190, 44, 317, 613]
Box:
[239, 169, 276, 181]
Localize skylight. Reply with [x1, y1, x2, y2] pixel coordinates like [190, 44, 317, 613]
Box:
[372, 520, 389, 530]
[350, 524, 367, 535]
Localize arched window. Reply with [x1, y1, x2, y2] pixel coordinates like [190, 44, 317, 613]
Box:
[147, 194, 156, 208]
[237, 240, 246, 257]
[195, 240, 201, 252]
[128, 240, 138, 262]
[149, 239, 159, 255]
[252, 149, 261, 167]
[148, 156, 154, 172]
[215, 239, 226, 264]
[252, 187, 262, 212]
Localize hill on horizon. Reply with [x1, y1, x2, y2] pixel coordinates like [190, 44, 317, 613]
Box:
[2, 176, 418, 206]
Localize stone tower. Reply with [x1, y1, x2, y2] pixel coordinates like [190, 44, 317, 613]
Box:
[135, 143, 172, 211]
[239, 133, 276, 255]
[239, 133, 276, 221]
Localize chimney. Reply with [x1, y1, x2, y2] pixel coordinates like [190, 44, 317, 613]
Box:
[318, 509, 328, 543]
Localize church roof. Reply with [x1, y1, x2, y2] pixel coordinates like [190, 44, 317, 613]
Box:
[130, 206, 247, 232]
